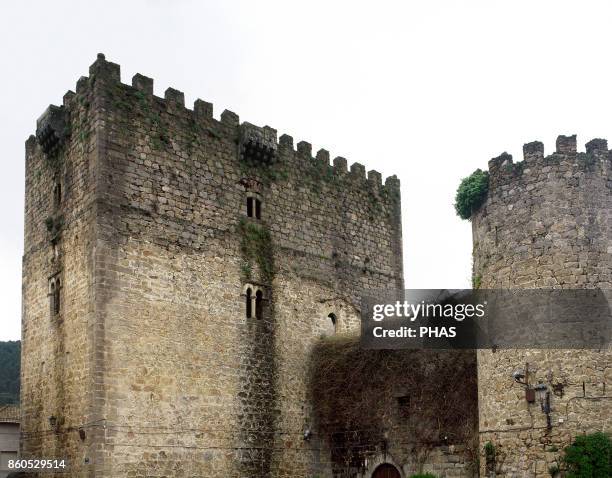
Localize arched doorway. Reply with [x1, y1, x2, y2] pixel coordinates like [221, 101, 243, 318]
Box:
[372, 463, 401, 478]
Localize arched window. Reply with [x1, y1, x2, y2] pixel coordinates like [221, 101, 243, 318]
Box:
[320, 312, 337, 337]
[255, 290, 264, 319]
[328, 313, 337, 331]
[246, 287, 252, 318]
[244, 284, 265, 320]
[327, 313, 338, 335]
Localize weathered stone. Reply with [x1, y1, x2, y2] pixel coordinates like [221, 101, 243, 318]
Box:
[473, 136, 612, 477]
[21, 55, 405, 478]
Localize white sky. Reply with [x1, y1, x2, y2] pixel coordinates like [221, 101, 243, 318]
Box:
[1, 0, 612, 340]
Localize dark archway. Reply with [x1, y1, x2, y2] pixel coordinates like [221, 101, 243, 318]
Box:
[372, 463, 401, 478]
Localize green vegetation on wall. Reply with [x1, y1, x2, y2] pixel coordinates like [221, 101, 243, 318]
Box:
[454, 169, 489, 220]
[0, 341, 20, 405]
[309, 336, 478, 475]
[45, 214, 64, 239]
[563, 432, 611, 478]
[238, 218, 275, 283]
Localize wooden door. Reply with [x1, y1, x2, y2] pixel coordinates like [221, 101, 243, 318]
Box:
[372, 463, 401, 478]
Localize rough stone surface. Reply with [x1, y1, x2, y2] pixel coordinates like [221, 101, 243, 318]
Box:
[472, 138, 612, 477]
[21, 55, 406, 477]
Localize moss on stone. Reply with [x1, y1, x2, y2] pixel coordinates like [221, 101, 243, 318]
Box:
[238, 218, 275, 283]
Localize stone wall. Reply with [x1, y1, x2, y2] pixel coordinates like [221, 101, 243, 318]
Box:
[21, 54, 403, 477]
[472, 136, 612, 477]
[21, 83, 100, 473]
[310, 338, 478, 477]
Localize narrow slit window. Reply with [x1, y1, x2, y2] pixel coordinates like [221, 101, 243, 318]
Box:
[53, 183, 62, 209]
[54, 279, 61, 315]
[246, 287, 252, 318]
[255, 199, 261, 219]
[247, 197, 254, 217]
[50, 281, 56, 316]
[50, 278, 61, 316]
[255, 290, 263, 319]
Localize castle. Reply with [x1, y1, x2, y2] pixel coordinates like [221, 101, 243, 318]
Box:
[22, 54, 406, 477]
[20, 55, 610, 477]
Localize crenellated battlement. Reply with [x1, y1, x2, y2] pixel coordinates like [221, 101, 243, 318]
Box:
[485, 134, 612, 187]
[457, 134, 611, 221]
[45, 54, 399, 196]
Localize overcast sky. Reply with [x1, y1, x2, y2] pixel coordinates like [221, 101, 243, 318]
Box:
[1, 1, 612, 340]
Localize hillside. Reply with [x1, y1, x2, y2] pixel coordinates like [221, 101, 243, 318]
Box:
[0, 340, 20, 405]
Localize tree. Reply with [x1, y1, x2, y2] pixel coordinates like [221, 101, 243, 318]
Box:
[0, 341, 20, 405]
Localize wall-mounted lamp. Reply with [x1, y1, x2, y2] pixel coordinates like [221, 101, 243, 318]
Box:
[303, 429, 312, 441]
[512, 369, 527, 385]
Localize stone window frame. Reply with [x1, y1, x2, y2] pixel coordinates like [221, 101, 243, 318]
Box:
[48, 273, 62, 318]
[245, 191, 262, 220]
[243, 283, 266, 319]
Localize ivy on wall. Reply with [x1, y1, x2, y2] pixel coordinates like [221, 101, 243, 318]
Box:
[238, 218, 275, 283]
[309, 336, 478, 475]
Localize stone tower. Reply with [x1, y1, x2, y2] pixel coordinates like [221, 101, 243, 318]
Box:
[21, 54, 403, 477]
[472, 136, 612, 476]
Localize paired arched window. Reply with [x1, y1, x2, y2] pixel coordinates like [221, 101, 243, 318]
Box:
[244, 284, 265, 319]
[49, 277, 61, 316]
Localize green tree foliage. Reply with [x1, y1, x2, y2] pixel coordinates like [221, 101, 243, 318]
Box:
[563, 432, 611, 478]
[0, 341, 20, 405]
[454, 169, 489, 220]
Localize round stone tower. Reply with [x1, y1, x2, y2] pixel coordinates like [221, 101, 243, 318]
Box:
[471, 135, 612, 477]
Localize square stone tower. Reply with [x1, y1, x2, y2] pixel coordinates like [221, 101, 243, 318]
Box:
[21, 54, 403, 477]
